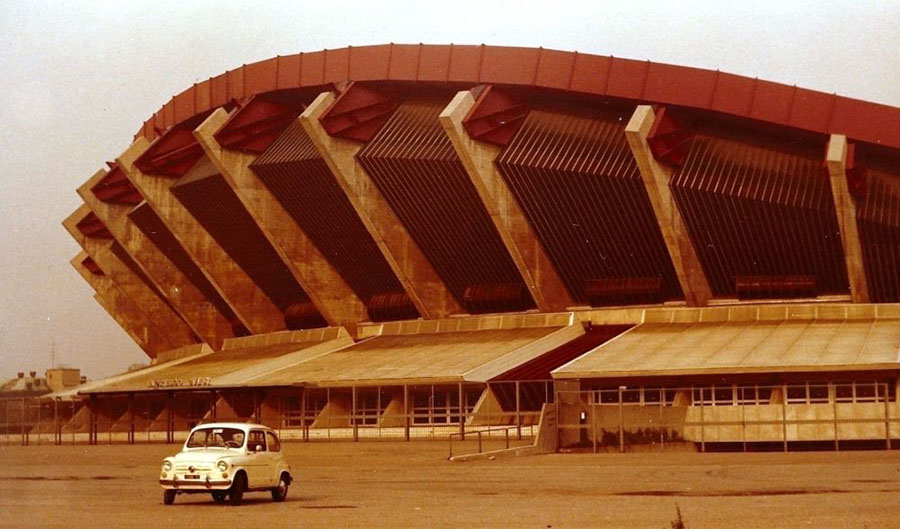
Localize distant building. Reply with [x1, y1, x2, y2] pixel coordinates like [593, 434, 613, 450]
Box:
[0, 371, 51, 398]
[45, 368, 86, 394]
[0, 368, 85, 398]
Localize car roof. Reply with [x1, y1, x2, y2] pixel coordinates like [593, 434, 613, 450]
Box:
[189, 422, 273, 433]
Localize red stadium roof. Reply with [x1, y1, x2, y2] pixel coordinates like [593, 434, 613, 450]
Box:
[136, 44, 900, 153]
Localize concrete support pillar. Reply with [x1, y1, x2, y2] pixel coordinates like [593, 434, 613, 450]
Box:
[300, 92, 462, 319]
[116, 138, 284, 334]
[194, 109, 368, 332]
[826, 134, 870, 303]
[71, 251, 170, 357]
[79, 238, 196, 348]
[625, 106, 712, 306]
[78, 169, 234, 349]
[439, 91, 573, 312]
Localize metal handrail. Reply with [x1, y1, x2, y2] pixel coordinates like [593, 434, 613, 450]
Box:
[448, 425, 520, 459]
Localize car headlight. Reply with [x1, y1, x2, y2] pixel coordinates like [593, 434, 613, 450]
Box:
[162, 461, 172, 472]
[217, 460, 228, 472]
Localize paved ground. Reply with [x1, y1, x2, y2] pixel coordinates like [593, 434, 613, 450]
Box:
[1, 442, 899, 528]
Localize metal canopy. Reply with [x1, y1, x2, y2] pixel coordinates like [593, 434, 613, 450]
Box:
[553, 318, 900, 380]
[81, 329, 352, 394]
[247, 323, 584, 388]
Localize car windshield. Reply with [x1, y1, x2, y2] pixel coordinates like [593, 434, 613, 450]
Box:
[185, 427, 245, 449]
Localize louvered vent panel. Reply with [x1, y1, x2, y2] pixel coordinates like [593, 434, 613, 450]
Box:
[858, 169, 900, 302]
[250, 121, 414, 314]
[670, 135, 848, 297]
[356, 98, 532, 309]
[170, 172, 314, 313]
[495, 109, 683, 304]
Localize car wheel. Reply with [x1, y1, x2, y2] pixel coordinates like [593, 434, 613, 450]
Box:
[271, 474, 289, 502]
[229, 472, 246, 506]
[212, 491, 227, 503]
[163, 490, 176, 505]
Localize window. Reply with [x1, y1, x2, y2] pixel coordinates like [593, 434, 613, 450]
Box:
[266, 432, 281, 452]
[786, 385, 807, 404]
[835, 382, 853, 403]
[186, 427, 244, 448]
[854, 382, 877, 403]
[714, 386, 734, 405]
[248, 430, 267, 452]
[808, 384, 829, 404]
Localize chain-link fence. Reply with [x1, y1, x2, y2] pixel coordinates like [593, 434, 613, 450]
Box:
[0, 382, 555, 446]
[557, 382, 899, 452]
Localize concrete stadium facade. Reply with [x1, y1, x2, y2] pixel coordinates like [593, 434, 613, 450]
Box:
[49, 45, 900, 452]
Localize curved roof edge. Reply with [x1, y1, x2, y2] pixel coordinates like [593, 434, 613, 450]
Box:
[135, 44, 900, 152]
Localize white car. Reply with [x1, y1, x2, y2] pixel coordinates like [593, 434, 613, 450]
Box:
[159, 422, 292, 505]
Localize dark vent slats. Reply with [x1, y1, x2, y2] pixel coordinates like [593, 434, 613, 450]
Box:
[495, 109, 683, 304]
[858, 170, 900, 302]
[356, 99, 531, 308]
[670, 135, 848, 297]
[250, 121, 410, 307]
[170, 173, 313, 312]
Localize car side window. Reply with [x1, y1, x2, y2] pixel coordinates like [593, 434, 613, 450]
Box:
[248, 430, 267, 452]
[266, 432, 281, 452]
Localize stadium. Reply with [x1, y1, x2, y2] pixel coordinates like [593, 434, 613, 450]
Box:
[37, 44, 900, 452]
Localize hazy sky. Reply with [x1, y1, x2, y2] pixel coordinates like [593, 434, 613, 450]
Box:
[1, 0, 898, 380]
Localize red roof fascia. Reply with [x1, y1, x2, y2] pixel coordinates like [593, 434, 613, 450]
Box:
[134, 45, 900, 153]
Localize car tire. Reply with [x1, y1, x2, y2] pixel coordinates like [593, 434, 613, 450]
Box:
[229, 472, 246, 506]
[212, 491, 227, 503]
[163, 490, 176, 505]
[271, 474, 289, 502]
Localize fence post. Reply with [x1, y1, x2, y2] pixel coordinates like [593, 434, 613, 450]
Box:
[592, 391, 597, 453]
[618, 386, 625, 453]
[782, 384, 788, 453]
[884, 383, 891, 450]
[403, 385, 410, 442]
[458, 383, 465, 442]
[54, 398, 60, 446]
[515, 381, 521, 440]
[699, 396, 705, 453]
[833, 384, 839, 451]
[128, 393, 135, 445]
[301, 388, 308, 442]
[35, 398, 41, 446]
[21, 397, 26, 446]
[352, 386, 358, 442]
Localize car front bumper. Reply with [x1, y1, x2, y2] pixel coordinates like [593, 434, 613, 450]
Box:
[159, 477, 232, 490]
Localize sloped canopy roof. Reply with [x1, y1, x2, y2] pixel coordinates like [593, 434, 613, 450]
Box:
[248, 323, 584, 387]
[83, 329, 352, 394]
[553, 318, 900, 380]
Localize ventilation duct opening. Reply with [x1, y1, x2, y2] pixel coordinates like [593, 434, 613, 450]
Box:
[735, 275, 816, 300]
[585, 277, 663, 307]
[367, 292, 419, 322]
[283, 302, 327, 331]
[462, 283, 533, 314]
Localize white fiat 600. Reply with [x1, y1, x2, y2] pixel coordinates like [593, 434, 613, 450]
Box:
[159, 423, 292, 505]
